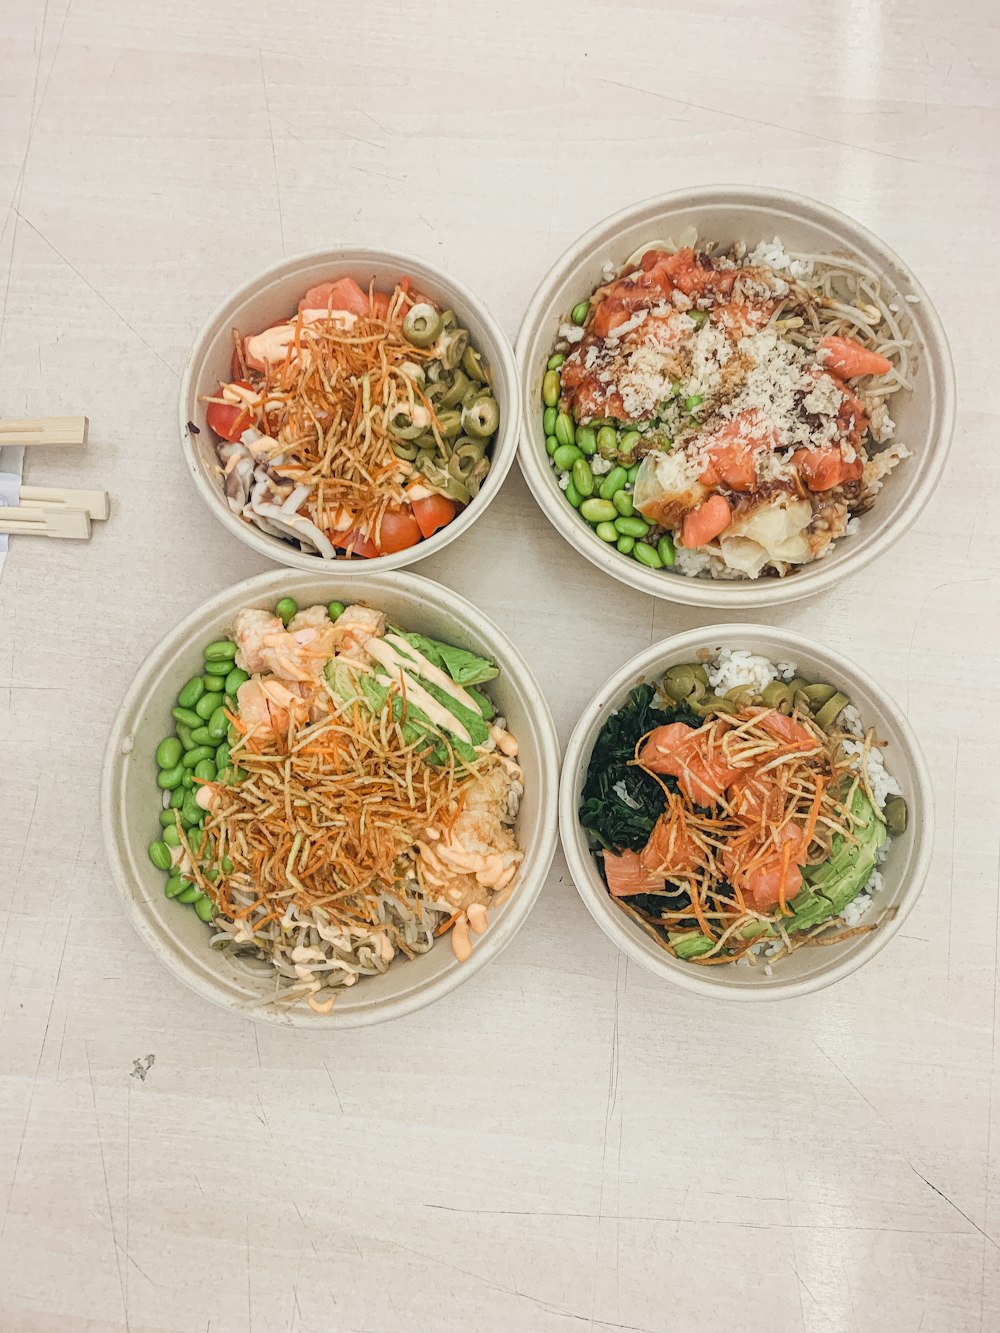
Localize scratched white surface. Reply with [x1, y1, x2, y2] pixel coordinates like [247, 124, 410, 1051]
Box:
[0, 2, 998, 1331]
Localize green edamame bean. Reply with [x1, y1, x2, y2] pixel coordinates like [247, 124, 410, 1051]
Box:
[176, 884, 201, 904]
[207, 706, 229, 741]
[327, 600, 346, 622]
[162, 824, 182, 848]
[633, 541, 663, 569]
[657, 535, 676, 568]
[194, 895, 215, 923]
[626, 463, 640, 483]
[552, 443, 583, 471]
[599, 466, 628, 501]
[570, 300, 589, 325]
[575, 426, 597, 456]
[194, 759, 216, 782]
[546, 434, 559, 457]
[596, 426, 618, 459]
[616, 535, 635, 555]
[169, 787, 185, 809]
[884, 796, 908, 836]
[547, 352, 565, 370]
[203, 640, 238, 663]
[172, 706, 201, 728]
[157, 764, 184, 791]
[684, 395, 703, 413]
[177, 677, 204, 708]
[188, 726, 213, 746]
[203, 868, 220, 884]
[203, 658, 230, 677]
[565, 479, 582, 508]
[542, 370, 561, 408]
[618, 429, 641, 458]
[214, 741, 231, 770]
[159, 809, 177, 829]
[148, 841, 172, 871]
[155, 737, 182, 769]
[613, 490, 634, 517]
[543, 405, 558, 436]
[225, 667, 249, 696]
[176, 723, 195, 751]
[165, 875, 186, 899]
[554, 413, 576, 448]
[183, 745, 215, 769]
[194, 691, 223, 720]
[613, 515, 650, 538]
[275, 597, 298, 626]
[595, 521, 618, 543]
[181, 771, 195, 789]
[579, 498, 617, 524]
[181, 793, 203, 827]
[572, 458, 594, 498]
[202, 674, 220, 692]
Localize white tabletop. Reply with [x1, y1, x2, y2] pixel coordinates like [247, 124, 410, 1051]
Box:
[1, 2, 996, 1330]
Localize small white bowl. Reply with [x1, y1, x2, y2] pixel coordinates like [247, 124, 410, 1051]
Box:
[179, 248, 521, 573]
[101, 569, 559, 1027]
[559, 625, 933, 999]
[517, 186, 956, 608]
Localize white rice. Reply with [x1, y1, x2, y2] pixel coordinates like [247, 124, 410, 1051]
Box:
[673, 546, 713, 578]
[706, 648, 779, 695]
[840, 864, 884, 928]
[746, 236, 815, 282]
[841, 737, 902, 810]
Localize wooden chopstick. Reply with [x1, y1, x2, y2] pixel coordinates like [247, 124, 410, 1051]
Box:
[0, 416, 89, 446]
[0, 507, 91, 539]
[19, 485, 109, 520]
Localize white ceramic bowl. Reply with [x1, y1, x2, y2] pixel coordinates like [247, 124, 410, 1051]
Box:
[560, 625, 933, 999]
[101, 569, 559, 1027]
[179, 248, 521, 573]
[517, 186, 956, 608]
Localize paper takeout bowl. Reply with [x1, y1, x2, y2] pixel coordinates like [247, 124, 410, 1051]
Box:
[101, 569, 559, 1026]
[516, 186, 955, 607]
[180, 248, 521, 572]
[559, 625, 933, 998]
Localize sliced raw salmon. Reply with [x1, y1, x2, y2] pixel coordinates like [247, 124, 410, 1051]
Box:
[604, 849, 666, 898]
[818, 335, 892, 379]
[792, 447, 864, 492]
[638, 723, 739, 806]
[639, 813, 700, 876]
[681, 494, 733, 548]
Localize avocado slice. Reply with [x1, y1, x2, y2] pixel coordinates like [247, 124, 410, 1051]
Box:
[663, 787, 885, 959]
[798, 785, 885, 917]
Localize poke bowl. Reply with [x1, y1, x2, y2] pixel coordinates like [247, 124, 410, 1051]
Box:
[101, 569, 559, 1027]
[180, 248, 521, 572]
[559, 625, 932, 999]
[517, 186, 955, 607]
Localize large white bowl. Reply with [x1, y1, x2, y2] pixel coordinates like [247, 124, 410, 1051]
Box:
[559, 625, 933, 999]
[179, 248, 521, 572]
[517, 187, 956, 608]
[101, 570, 559, 1027]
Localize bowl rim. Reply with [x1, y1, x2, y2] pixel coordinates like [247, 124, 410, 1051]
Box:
[178, 245, 522, 574]
[558, 622, 935, 999]
[516, 184, 957, 608]
[100, 568, 561, 1027]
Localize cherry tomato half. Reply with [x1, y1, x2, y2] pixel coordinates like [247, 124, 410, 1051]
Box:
[206, 381, 253, 443]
